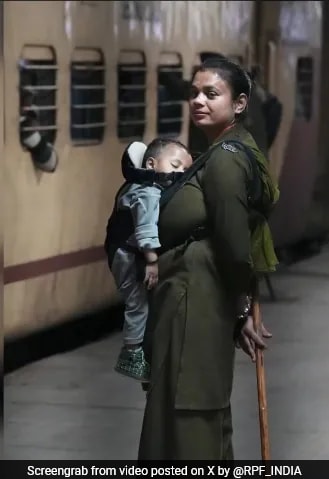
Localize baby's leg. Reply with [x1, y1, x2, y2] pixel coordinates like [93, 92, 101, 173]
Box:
[111, 248, 150, 381]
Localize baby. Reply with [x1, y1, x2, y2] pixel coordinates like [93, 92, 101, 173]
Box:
[107, 138, 192, 382]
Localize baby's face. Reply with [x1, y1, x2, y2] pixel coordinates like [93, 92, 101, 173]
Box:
[152, 144, 192, 173]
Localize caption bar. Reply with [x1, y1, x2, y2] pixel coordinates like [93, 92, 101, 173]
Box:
[26, 465, 303, 478]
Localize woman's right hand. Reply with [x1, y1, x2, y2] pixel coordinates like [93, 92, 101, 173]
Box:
[236, 315, 267, 362]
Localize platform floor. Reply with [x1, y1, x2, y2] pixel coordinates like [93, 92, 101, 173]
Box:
[4, 245, 329, 460]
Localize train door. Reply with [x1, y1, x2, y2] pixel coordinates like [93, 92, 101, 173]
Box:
[271, 45, 320, 248]
[254, 2, 323, 249]
[252, 2, 281, 174]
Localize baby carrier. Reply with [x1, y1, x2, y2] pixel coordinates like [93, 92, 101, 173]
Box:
[104, 142, 184, 267]
[104, 139, 278, 271]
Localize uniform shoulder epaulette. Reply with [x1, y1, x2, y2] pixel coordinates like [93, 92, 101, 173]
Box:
[221, 142, 238, 153]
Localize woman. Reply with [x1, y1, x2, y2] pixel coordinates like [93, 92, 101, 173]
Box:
[138, 58, 279, 460]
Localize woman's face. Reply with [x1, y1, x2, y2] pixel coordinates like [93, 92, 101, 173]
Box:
[189, 70, 247, 135]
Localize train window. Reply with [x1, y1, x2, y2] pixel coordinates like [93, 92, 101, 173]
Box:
[157, 53, 183, 137]
[71, 48, 106, 145]
[118, 51, 146, 140]
[295, 57, 313, 121]
[19, 46, 58, 145]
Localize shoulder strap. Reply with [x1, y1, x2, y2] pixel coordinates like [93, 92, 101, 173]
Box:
[124, 167, 184, 186]
[160, 140, 220, 209]
[160, 139, 263, 210]
[224, 140, 263, 205]
[112, 181, 130, 211]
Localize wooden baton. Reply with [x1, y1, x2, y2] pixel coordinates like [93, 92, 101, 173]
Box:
[252, 281, 271, 460]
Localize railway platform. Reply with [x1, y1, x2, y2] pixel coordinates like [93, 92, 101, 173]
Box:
[4, 244, 329, 460]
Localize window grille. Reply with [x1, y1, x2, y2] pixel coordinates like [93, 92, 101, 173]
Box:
[71, 48, 106, 144]
[157, 53, 183, 137]
[117, 51, 146, 140]
[295, 57, 313, 121]
[19, 46, 57, 145]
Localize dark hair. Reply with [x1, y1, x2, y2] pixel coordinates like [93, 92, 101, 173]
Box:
[142, 137, 189, 167]
[250, 65, 261, 82]
[191, 57, 252, 120]
[199, 52, 227, 63]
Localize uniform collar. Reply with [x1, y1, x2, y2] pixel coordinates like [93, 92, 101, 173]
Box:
[212, 122, 247, 146]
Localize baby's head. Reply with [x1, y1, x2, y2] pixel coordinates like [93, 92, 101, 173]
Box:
[142, 138, 192, 174]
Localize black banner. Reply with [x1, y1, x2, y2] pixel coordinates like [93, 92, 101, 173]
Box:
[1, 461, 329, 479]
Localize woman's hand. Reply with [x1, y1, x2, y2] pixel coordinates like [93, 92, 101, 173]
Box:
[261, 322, 273, 338]
[236, 315, 267, 362]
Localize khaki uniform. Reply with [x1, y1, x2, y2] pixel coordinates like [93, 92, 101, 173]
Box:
[139, 124, 265, 460]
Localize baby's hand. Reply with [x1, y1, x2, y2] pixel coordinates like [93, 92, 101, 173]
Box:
[144, 263, 158, 290]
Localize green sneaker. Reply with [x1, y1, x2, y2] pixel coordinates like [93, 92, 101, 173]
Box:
[114, 347, 150, 382]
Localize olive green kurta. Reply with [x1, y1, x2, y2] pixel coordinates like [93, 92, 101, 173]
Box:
[139, 125, 267, 460]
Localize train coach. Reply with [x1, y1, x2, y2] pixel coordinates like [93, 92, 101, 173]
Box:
[2, 1, 328, 339]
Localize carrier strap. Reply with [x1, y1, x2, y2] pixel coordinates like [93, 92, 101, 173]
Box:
[160, 140, 263, 210]
[123, 167, 184, 186]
